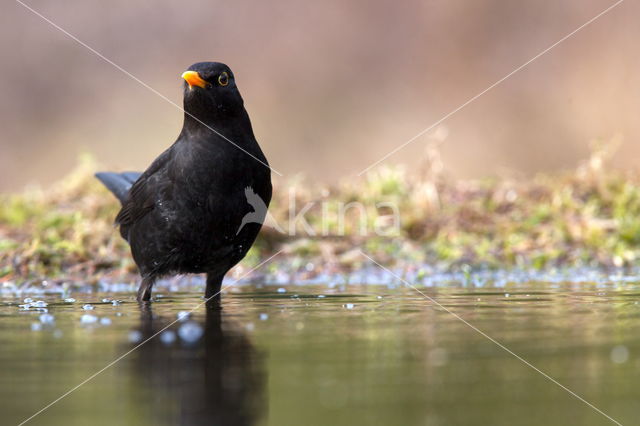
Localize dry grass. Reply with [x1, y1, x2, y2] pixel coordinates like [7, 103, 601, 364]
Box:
[1, 142, 640, 286]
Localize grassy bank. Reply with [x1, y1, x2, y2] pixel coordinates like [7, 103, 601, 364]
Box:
[2, 143, 640, 286]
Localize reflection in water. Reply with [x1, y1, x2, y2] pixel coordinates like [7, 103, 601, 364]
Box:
[132, 306, 266, 426]
[3, 285, 640, 426]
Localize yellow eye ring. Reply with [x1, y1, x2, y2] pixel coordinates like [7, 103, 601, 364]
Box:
[218, 72, 229, 86]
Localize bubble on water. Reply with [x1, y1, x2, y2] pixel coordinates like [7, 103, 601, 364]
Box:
[82, 304, 94, 311]
[160, 330, 176, 345]
[377, 296, 383, 299]
[64, 298, 76, 303]
[128, 330, 143, 343]
[504, 293, 510, 298]
[115, 312, 123, 317]
[611, 345, 630, 364]
[317, 295, 326, 298]
[39, 313, 55, 324]
[31, 322, 42, 332]
[259, 313, 269, 321]
[245, 322, 255, 332]
[99, 317, 112, 326]
[101, 298, 111, 303]
[344, 303, 355, 309]
[177, 311, 191, 321]
[80, 314, 98, 324]
[19, 304, 31, 310]
[23, 298, 33, 304]
[111, 300, 121, 306]
[178, 322, 204, 343]
[277, 288, 286, 293]
[32, 301, 47, 308]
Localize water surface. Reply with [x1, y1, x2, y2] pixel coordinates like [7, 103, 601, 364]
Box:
[1, 282, 639, 425]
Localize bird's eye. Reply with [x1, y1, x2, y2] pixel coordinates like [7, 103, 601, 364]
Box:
[218, 72, 229, 86]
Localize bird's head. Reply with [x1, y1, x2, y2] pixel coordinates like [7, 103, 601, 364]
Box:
[181, 62, 245, 126]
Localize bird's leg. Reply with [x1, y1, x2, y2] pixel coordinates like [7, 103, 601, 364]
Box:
[137, 276, 155, 302]
[205, 272, 224, 305]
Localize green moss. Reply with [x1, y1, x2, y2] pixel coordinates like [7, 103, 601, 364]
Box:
[2, 143, 640, 282]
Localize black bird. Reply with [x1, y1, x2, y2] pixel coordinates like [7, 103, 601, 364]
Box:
[96, 62, 272, 302]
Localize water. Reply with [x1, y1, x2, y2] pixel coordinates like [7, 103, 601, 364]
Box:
[1, 282, 640, 425]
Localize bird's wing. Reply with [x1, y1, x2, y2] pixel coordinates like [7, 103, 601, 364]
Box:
[115, 147, 173, 228]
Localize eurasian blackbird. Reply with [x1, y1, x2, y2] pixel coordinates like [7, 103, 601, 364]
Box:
[96, 62, 272, 302]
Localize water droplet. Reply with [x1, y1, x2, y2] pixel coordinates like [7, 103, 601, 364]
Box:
[611, 345, 629, 364]
[428, 348, 449, 367]
[39, 313, 55, 324]
[128, 330, 143, 343]
[178, 322, 203, 343]
[80, 314, 98, 324]
[160, 330, 176, 345]
[177, 311, 191, 321]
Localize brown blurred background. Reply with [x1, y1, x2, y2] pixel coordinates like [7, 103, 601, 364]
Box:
[1, 0, 638, 191]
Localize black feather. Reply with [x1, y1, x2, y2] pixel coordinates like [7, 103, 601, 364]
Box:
[95, 171, 142, 204]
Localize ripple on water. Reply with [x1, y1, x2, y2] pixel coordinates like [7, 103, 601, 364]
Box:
[3, 283, 640, 425]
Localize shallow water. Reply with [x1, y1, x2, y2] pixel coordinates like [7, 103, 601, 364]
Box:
[1, 282, 640, 426]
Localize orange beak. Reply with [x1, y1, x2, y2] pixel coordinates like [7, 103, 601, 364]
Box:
[181, 71, 208, 89]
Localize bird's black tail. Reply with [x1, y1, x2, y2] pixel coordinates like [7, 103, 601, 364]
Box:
[95, 171, 142, 204]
